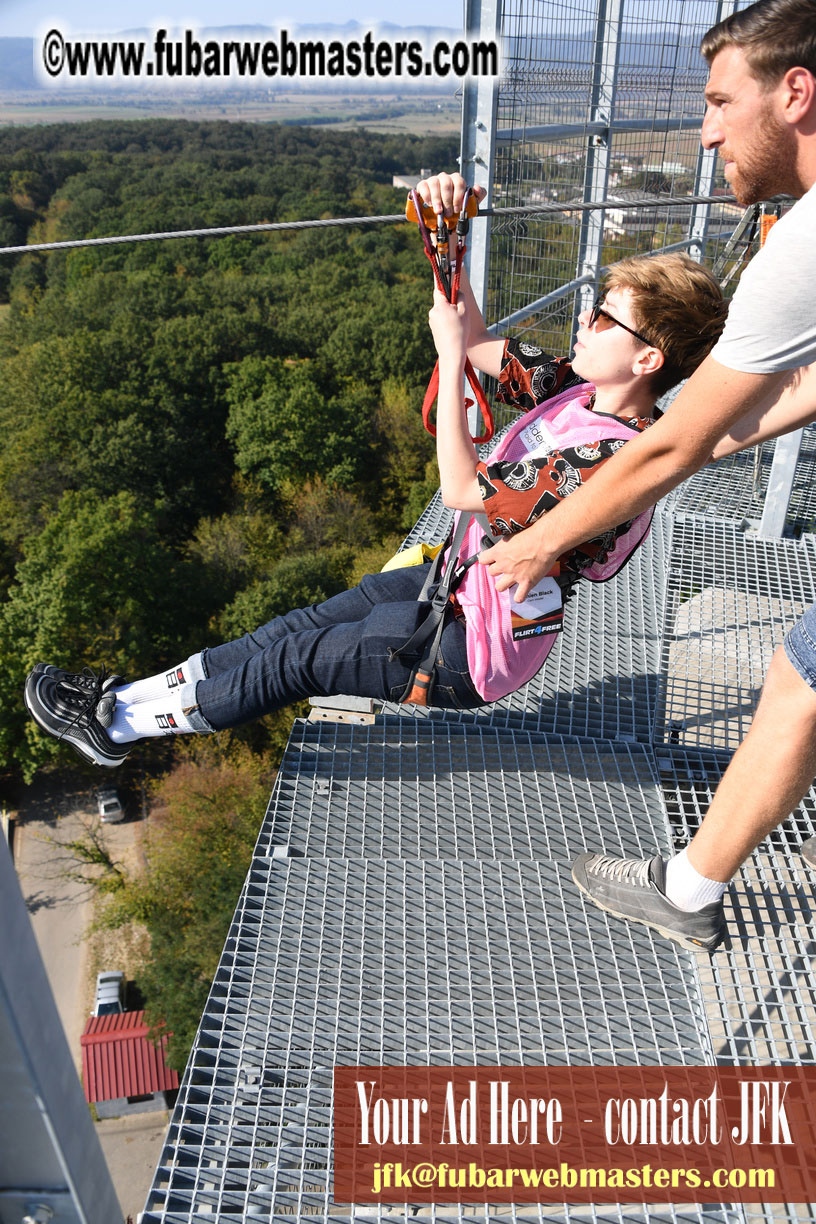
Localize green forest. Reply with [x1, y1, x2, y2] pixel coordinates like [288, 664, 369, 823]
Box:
[0, 120, 463, 776]
[0, 119, 459, 1060]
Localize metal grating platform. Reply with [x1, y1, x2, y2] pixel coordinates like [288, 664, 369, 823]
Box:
[142, 511, 816, 1222]
[654, 518, 816, 752]
[259, 718, 666, 863]
[141, 319, 816, 1224]
[142, 725, 816, 1224]
[143, 720, 736, 1224]
[662, 451, 769, 530]
[654, 745, 816, 1069]
[143, 466, 816, 1222]
[197, 854, 709, 1063]
[655, 746, 816, 1224]
[661, 425, 816, 537]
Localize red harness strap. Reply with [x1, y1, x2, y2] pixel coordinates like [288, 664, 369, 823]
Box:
[421, 348, 494, 445]
[408, 189, 495, 445]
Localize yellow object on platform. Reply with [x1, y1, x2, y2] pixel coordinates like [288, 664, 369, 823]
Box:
[381, 541, 444, 572]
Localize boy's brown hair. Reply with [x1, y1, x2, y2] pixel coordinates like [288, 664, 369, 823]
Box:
[604, 252, 727, 396]
[700, 0, 816, 89]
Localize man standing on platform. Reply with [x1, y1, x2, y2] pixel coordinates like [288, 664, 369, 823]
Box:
[478, 0, 816, 951]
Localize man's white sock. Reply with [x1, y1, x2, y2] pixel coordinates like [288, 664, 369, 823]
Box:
[112, 653, 206, 706]
[664, 847, 727, 912]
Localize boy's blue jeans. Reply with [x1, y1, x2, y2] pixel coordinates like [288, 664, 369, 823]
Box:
[183, 564, 484, 733]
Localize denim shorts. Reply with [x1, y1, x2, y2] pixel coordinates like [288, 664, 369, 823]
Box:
[784, 601, 816, 691]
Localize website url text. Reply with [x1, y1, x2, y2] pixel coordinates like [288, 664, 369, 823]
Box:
[39, 28, 501, 83]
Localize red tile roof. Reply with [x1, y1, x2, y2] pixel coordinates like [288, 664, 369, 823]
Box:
[81, 1009, 179, 1103]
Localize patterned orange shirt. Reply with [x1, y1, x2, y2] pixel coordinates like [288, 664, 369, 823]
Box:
[476, 339, 653, 575]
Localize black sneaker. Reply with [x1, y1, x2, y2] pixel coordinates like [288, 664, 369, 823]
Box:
[801, 838, 816, 869]
[25, 665, 131, 768]
[571, 852, 726, 953]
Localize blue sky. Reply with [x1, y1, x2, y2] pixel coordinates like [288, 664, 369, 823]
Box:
[1, 2, 457, 37]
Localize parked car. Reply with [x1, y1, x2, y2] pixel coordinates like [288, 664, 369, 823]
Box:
[96, 787, 124, 823]
[92, 970, 125, 1017]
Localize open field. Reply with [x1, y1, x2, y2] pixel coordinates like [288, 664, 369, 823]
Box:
[0, 90, 461, 133]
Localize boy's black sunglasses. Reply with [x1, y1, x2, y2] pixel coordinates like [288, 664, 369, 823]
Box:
[589, 296, 654, 347]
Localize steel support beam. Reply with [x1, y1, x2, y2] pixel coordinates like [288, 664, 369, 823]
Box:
[688, 0, 738, 262]
[758, 430, 803, 537]
[0, 835, 121, 1224]
[461, 0, 502, 320]
[571, 0, 624, 343]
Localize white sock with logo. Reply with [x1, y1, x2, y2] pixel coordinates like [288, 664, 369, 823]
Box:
[111, 653, 206, 706]
[107, 653, 205, 743]
[664, 847, 727, 912]
[108, 693, 197, 743]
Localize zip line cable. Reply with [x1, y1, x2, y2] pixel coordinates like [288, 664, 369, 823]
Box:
[0, 193, 736, 257]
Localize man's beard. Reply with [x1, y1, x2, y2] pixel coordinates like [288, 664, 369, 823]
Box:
[724, 107, 797, 204]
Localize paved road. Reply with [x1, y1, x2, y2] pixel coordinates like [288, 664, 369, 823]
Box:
[97, 1110, 171, 1219]
[11, 776, 169, 1219]
[14, 795, 96, 1071]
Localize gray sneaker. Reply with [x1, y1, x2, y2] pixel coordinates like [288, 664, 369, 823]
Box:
[571, 852, 726, 953]
[801, 837, 816, 869]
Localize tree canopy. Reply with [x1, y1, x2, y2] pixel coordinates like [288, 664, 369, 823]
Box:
[0, 119, 453, 779]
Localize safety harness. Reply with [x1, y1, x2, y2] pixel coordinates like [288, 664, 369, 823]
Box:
[388, 505, 576, 707]
[388, 511, 477, 705]
[407, 189, 495, 445]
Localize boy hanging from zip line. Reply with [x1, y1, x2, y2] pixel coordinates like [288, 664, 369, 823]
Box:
[24, 172, 727, 768]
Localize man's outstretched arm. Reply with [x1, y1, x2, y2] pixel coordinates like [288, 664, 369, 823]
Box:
[478, 356, 797, 600]
[711, 363, 814, 457]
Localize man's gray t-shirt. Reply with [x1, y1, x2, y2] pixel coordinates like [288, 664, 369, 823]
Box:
[710, 181, 816, 374]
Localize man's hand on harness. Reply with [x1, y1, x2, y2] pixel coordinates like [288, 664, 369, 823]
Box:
[477, 520, 561, 603]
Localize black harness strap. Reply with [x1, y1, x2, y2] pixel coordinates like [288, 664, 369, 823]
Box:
[389, 513, 476, 706]
[389, 513, 581, 706]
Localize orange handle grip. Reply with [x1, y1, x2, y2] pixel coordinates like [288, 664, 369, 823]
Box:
[406, 194, 479, 229]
